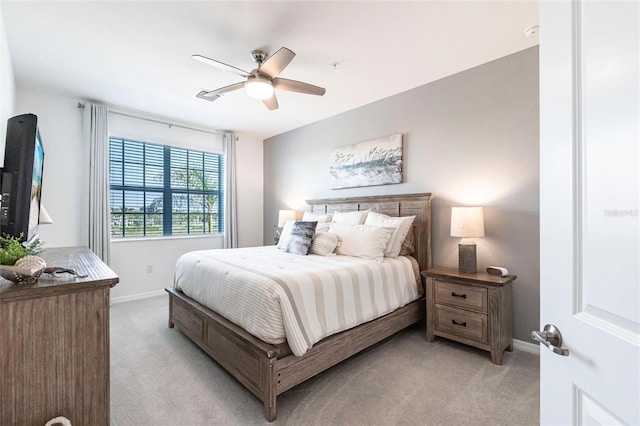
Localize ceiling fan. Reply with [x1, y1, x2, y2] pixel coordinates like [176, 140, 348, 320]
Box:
[193, 47, 326, 110]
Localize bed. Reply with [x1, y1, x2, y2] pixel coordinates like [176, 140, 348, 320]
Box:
[166, 193, 432, 421]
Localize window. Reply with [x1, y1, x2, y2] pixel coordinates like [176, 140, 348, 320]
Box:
[109, 137, 223, 238]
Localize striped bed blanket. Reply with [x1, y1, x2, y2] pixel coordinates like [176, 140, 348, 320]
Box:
[173, 246, 422, 356]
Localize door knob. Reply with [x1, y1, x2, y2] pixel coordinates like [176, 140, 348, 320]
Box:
[531, 324, 569, 356]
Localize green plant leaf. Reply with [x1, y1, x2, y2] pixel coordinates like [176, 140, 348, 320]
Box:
[0, 234, 44, 265]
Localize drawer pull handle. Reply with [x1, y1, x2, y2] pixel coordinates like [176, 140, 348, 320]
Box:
[452, 319, 467, 327]
[451, 292, 467, 299]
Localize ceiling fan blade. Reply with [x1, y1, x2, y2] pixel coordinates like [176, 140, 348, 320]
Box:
[195, 81, 245, 102]
[192, 54, 251, 78]
[263, 94, 279, 110]
[273, 78, 326, 96]
[195, 90, 220, 102]
[205, 82, 246, 96]
[259, 47, 295, 79]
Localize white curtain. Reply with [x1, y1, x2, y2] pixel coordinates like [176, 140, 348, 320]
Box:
[223, 132, 238, 248]
[87, 103, 111, 264]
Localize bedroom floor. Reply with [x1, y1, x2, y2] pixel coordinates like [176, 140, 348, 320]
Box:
[110, 295, 539, 426]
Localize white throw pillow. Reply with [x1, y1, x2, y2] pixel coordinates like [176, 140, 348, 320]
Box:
[330, 223, 395, 262]
[302, 211, 333, 223]
[277, 219, 295, 249]
[331, 209, 370, 225]
[309, 232, 341, 256]
[316, 222, 331, 233]
[364, 212, 416, 258]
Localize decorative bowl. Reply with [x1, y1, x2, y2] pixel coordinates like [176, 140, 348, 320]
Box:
[0, 255, 46, 283]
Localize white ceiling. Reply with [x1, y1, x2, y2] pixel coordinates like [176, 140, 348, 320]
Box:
[1, 1, 538, 140]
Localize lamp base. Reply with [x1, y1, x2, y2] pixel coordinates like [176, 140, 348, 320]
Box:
[274, 226, 283, 245]
[458, 243, 477, 274]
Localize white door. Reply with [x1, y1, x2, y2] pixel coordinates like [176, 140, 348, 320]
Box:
[539, 0, 639, 425]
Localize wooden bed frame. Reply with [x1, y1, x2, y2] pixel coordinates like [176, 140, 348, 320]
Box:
[166, 193, 432, 421]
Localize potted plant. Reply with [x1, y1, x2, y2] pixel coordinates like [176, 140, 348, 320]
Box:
[0, 234, 45, 283]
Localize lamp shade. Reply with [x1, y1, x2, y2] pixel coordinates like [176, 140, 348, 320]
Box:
[39, 204, 53, 225]
[450, 207, 485, 238]
[277, 209, 296, 228]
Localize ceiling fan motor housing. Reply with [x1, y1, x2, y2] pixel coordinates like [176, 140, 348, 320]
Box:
[251, 49, 269, 64]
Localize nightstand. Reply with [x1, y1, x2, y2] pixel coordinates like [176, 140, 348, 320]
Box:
[422, 267, 516, 365]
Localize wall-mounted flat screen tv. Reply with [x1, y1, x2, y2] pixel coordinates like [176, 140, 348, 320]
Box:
[1, 113, 45, 244]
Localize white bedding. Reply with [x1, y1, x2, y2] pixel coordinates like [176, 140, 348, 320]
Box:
[173, 246, 422, 356]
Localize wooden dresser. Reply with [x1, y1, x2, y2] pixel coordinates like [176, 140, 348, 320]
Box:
[422, 267, 515, 365]
[0, 246, 119, 426]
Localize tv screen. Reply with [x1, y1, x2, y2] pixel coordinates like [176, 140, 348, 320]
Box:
[1, 113, 45, 243]
[28, 132, 44, 239]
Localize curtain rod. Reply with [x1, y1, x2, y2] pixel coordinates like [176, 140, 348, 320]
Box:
[77, 102, 228, 137]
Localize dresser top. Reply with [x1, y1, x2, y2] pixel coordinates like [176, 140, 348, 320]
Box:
[0, 246, 119, 302]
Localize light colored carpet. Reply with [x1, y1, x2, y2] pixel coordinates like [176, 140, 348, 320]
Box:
[110, 295, 539, 425]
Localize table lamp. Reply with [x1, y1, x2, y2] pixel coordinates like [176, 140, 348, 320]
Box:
[275, 209, 296, 244]
[450, 206, 485, 274]
[277, 210, 296, 228]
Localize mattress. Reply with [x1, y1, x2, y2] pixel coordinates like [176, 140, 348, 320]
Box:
[173, 246, 422, 356]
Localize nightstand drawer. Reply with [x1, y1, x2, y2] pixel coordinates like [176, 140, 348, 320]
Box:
[434, 280, 487, 312]
[434, 305, 488, 344]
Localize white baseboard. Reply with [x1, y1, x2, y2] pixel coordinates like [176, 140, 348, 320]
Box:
[111, 289, 166, 305]
[513, 338, 540, 354]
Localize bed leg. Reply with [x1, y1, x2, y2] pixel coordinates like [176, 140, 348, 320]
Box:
[263, 357, 277, 421]
[168, 295, 175, 328]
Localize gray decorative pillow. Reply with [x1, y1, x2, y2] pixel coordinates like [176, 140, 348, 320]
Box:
[398, 227, 416, 256]
[285, 221, 317, 255]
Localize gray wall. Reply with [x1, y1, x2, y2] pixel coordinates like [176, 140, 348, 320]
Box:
[263, 47, 539, 343]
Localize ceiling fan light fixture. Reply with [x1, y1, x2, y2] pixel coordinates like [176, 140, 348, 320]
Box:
[245, 75, 274, 100]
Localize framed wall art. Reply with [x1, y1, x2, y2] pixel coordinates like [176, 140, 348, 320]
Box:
[329, 133, 403, 189]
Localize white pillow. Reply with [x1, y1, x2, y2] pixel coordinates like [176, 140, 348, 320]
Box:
[331, 209, 370, 225]
[309, 232, 341, 256]
[330, 223, 395, 262]
[364, 212, 416, 258]
[302, 211, 333, 223]
[316, 222, 331, 233]
[277, 219, 295, 249]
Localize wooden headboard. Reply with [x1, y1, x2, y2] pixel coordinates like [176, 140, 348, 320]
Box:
[305, 193, 433, 272]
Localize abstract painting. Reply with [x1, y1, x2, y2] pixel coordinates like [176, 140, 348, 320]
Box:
[330, 134, 403, 189]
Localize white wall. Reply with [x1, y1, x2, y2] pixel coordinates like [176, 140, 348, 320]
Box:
[15, 88, 88, 247]
[13, 87, 264, 302]
[110, 236, 223, 302]
[0, 7, 16, 146]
